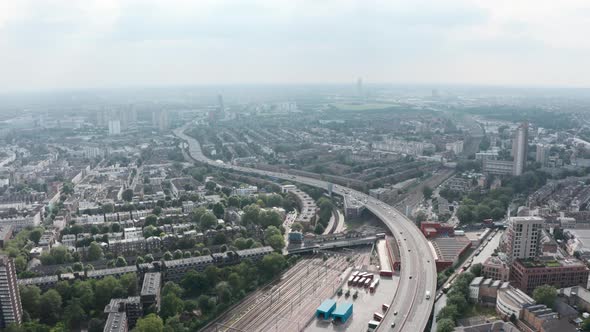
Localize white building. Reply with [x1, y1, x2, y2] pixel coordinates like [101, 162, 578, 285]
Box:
[108, 120, 121, 136]
[469, 276, 484, 302]
[496, 286, 535, 319]
[234, 186, 258, 196]
[445, 140, 464, 154]
[512, 123, 528, 176]
[501, 216, 544, 263]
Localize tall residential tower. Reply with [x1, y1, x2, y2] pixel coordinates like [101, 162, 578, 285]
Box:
[500, 216, 544, 263]
[512, 122, 529, 176]
[0, 255, 22, 328]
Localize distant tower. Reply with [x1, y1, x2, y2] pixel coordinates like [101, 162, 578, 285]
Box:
[217, 94, 225, 113]
[151, 110, 169, 131]
[108, 119, 121, 136]
[432, 89, 439, 99]
[536, 144, 550, 166]
[356, 78, 363, 100]
[512, 122, 528, 176]
[0, 255, 23, 328]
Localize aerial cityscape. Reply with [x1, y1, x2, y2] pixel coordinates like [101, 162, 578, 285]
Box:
[2, 1, 590, 332]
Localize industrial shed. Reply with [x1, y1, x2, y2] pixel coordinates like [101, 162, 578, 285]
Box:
[316, 299, 337, 319]
[332, 302, 353, 323]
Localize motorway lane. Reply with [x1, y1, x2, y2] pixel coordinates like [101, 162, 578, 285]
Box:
[174, 125, 436, 332]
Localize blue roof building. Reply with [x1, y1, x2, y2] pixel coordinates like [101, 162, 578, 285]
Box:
[316, 299, 337, 319]
[332, 302, 353, 323]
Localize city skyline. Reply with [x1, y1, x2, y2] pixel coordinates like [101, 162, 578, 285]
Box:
[2, 0, 590, 91]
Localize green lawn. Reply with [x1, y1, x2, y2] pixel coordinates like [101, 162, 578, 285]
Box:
[463, 304, 498, 319]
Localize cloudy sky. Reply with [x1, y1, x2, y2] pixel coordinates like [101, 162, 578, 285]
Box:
[1, 0, 589, 91]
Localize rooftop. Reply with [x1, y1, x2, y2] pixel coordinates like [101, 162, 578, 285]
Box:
[317, 299, 336, 313]
[140, 272, 161, 296]
[104, 312, 127, 332]
[332, 302, 353, 316]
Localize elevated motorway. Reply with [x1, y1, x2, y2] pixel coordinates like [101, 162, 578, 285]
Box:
[174, 125, 436, 332]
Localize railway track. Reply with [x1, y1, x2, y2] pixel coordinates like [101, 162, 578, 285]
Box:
[205, 255, 358, 332]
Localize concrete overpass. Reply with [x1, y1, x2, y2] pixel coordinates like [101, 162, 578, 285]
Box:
[287, 235, 379, 255]
[174, 125, 436, 332]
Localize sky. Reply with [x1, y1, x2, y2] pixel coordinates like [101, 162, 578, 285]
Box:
[1, 0, 590, 91]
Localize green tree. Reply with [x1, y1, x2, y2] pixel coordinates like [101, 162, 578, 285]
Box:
[437, 304, 459, 321]
[14, 255, 27, 273]
[145, 214, 158, 226]
[120, 273, 138, 296]
[95, 276, 124, 310]
[29, 228, 43, 244]
[162, 282, 183, 298]
[134, 313, 164, 332]
[447, 293, 468, 313]
[314, 223, 325, 234]
[233, 238, 250, 250]
[63, 298, 86, 329]
[20, 285, 41, 318]
[212, 202, 225, 218]
[111, 223, 121, 232]
[163, 315, 187, 332]
[423, 186, 433, 200]
[227, 196, 240, 208]
[160, 294, 184, 320]
[291, 222, 303, 232]
[72, 281, 94, 312]
[197, 295, 214, 314]
[266, 234, 285, 251]
[260, 252, 286, 280]
[181, 271, 209, 296]
[533, 285, 557, 308]
[39, 289, 62, 325]
[216, 281, 232, 304]
[199, 212, 218, 229]
[457, 206, 474, 224]
[122, 188, 134, 202]
[241, 204, 260, 225]
[204, 265, 221, 284]
[173, 249, 183, 259]
[163, 251, 173, 261]
[205, 181, 216, 191]
[437, 318, 456, 332]
[115, 256, 127, 267]
[227, 272, 243, 292]
[470, 263, 483, 277]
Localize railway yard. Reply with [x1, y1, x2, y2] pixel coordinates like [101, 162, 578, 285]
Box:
[202, 248, 395, 332]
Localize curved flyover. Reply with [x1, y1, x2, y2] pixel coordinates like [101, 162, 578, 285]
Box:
[174, 125, 436, 332]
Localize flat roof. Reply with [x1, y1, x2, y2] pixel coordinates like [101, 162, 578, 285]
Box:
[317, 299, 337, 313]
[332, 302, 353, 316]
[431, 236, 471, 261]
[104, 312, 127, 332]
[141, 272, 161, 296]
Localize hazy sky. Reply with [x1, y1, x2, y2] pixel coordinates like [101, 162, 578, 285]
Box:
[1, 0, 590, 91]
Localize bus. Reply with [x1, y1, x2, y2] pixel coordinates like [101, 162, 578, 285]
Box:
[368, 320, 380, 329]
[442, 283, 452, 293]
[373, 312, 384, 321]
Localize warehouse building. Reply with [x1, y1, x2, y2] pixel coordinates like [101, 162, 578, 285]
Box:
[316, 299, 336, 319]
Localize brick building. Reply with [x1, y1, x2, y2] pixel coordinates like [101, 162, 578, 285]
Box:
[511, 257, 589, 294]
